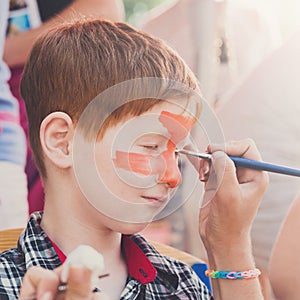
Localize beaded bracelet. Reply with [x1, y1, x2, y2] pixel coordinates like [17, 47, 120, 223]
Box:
[205, 268, 261, 280]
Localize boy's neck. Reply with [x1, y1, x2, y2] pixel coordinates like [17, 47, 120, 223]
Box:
[41, 177, 125, 269]
[41, 194, 129, 299]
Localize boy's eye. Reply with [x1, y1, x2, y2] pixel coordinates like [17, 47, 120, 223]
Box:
[142, 145, 158, 150]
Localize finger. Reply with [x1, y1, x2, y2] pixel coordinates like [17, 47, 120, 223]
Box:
[210, 142, 268, 206]
[240, 172, 269, 204]
[209, 139, 262, 161]
[226, 139, 269, 190]
[210, 139, 268, 184]
[200, 151, 238, 210]
[64, 265, 93, 300]
[198, 157, 210, 182]
[180, 144, 202, 173]
[19, 266, 60, 300]
[210, 150, 239, 192]
[53, 265, 64, 275]
[179, 144, 212, 182]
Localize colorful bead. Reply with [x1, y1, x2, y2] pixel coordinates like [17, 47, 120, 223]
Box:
[205, 268, 261, 280]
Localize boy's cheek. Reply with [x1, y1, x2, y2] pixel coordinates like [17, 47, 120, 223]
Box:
[112, 151, 160, 189]
[113, 151, 155, 176]
[113, 166, 159, 190]
[112, 149, 181, 188]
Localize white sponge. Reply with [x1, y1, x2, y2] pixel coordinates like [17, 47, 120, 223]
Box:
[61, 245, 105, 287]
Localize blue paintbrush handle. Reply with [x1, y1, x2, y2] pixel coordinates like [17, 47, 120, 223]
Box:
[176, 149, 300, 177]
[229, 156, 300, 177]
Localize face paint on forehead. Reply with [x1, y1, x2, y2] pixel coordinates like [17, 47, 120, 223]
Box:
[159, 111, 195, 144]
[112, 113, 171, 152]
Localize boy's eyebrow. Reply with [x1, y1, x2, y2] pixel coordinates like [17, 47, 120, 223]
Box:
[135, 133, 169, 141]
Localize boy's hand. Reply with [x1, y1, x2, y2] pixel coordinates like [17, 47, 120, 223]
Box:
[198, 139, 269, 255]
[19, 265, 104, 300]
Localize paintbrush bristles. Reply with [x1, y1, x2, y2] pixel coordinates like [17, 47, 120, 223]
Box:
[176, 149, 212, 160]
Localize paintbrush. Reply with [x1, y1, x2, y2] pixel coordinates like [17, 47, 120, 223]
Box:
[176, 149, 300, 177]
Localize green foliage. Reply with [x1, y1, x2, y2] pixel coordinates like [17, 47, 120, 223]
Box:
[123, 0, 167, 26]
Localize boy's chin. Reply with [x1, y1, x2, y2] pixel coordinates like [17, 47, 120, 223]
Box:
[117, 222, 151, 235]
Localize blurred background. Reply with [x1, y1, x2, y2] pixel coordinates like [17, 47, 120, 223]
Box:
[126, 0, 300, 274]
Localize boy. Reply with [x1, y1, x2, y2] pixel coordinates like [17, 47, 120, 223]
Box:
[0, 19, 267, 299]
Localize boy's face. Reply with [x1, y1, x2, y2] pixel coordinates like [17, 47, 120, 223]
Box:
[94, 100, 195, 223]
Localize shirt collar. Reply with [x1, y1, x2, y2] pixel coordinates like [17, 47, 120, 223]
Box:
[127, 234, 180, 292]
[20, 212, 61, 271]
[48, 230, 157, 285]
[21, 212, 179, 291]
[122, 235, 156, 284]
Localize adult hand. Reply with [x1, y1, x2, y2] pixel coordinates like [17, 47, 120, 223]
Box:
[197, 139, 268, 300]
[199, 139, 269, 254]
[19, 265, 105, 300]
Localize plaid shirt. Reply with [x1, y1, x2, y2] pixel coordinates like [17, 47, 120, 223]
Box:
[0, 212, 212, 299]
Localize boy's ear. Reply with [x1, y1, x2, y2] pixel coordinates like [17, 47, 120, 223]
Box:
[40, 112, 74, 169]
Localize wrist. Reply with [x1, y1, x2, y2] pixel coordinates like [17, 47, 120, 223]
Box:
[206, 238, 256, 271]
[203, 230, 251, 254]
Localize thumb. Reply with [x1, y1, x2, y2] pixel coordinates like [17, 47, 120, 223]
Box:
[210, 151, 239, 194]
[64, 265, 93, 300]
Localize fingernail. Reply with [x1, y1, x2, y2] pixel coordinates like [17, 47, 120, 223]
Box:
[199, 167, 208, 182]
[199, 159, 210, 182]
[204, 163, 210, 175]
[41, 292, 52, 300]
[206, 145, 211, 153]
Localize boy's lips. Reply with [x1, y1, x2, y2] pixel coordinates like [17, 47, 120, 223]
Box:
[141, 195, 169, 205]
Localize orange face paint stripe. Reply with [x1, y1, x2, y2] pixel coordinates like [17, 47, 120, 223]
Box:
[159, 111, 194, 144]
[113, 151, 155, 176]
[113, 143, 180, 188]
[113, 111, 193, 187]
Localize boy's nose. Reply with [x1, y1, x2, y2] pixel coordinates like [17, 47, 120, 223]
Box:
[157, 153, 182, 188]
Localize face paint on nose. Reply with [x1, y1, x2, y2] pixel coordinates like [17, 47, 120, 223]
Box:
[114, 139, 180, 187]
[113, 110, 194, 187]
[156, 140, 181, 188]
